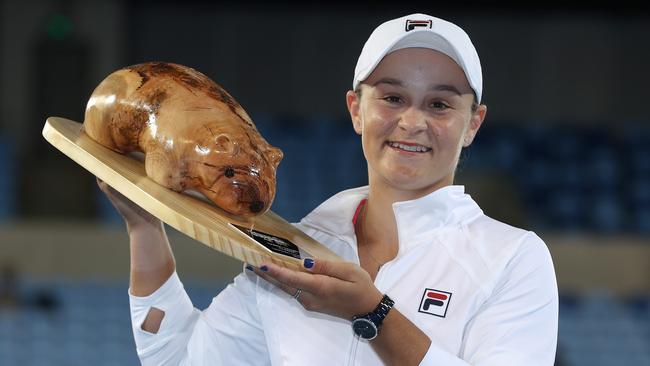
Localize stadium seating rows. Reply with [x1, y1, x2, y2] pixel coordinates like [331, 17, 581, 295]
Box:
[0, 279, 222, 365]
[0, 279, 648, 365]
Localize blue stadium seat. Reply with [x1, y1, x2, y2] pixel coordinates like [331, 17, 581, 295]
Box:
[268, 116, 366, 221]
[0, 136, 16, 220]
[585, 147, 620, 190]
[558, 291, 650, 366]
[588, 191, 623, 232]
[633, 207, 650, 233]
[545, 188, 585, 231]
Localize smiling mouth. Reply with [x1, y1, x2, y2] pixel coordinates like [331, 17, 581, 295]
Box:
[387, 141, 432, 153]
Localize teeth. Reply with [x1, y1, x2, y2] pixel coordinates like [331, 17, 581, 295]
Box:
[388, 142, 431, 153]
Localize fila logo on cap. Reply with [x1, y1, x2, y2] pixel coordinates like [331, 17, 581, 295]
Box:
[405, 19, 432, 32]
[419, 288, 452, 317]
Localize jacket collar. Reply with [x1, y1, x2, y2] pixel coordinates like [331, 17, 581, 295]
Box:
[299, 185, 483, 254]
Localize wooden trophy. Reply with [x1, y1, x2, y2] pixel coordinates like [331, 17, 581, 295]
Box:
[42, 62, 340, 270]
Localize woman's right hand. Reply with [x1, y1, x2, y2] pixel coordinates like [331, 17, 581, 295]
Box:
[97, 177, 175, 298]
[96, 177, 162, 232]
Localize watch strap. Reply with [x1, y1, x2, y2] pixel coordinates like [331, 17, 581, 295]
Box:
[353, 294, 394, 328]
[373, 294, 395, 325]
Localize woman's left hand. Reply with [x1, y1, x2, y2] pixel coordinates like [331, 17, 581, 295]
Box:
[251, 259, 383, 320]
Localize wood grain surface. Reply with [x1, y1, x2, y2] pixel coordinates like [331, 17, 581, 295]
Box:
[42, 117, 341, 270]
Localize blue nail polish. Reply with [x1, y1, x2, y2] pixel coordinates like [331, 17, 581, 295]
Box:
[245, 265, 254, 271]
[260, 265, 268, 272]
[304, 258, 314, 269]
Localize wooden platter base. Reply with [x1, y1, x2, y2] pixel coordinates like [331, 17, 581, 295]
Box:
[42, 117, 341, 270]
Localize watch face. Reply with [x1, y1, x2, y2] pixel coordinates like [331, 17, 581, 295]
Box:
[352, 318, 378, 340]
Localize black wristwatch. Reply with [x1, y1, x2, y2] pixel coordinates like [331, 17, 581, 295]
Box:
[351, 294, 394, 340]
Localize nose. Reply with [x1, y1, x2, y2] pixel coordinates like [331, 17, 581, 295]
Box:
[398, 107, 428, 134]
[249, 200, 265, 213]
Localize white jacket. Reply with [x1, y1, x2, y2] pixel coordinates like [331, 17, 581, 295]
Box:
[129, 185, 558, 365]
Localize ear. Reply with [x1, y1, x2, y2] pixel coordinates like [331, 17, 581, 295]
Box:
[346, 90, 363, 135]
[463, 104, 487, 147]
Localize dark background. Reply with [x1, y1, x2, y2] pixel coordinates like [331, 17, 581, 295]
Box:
[2, 1, 650, 226]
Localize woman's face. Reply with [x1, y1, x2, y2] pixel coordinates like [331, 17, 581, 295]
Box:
[347, 48, 487, 197]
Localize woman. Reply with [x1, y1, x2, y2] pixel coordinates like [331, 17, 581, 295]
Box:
[99, 13, 558, 365]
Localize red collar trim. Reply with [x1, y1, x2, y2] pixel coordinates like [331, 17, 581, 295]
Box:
[352, 198, 367, 225]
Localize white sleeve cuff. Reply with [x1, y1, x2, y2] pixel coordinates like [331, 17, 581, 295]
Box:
[128, 271, 197, 358]
[419, 342, 471, 366]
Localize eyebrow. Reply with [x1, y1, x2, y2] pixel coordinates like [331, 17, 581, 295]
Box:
[372, 78, 463, 96]
[431, 84, 463, 96]
[372, 77, 403, 87]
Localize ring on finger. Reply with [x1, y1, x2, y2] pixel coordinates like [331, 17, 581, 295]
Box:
[293, 288, 303, 301]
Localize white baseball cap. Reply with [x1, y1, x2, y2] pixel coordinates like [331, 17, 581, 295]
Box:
[353, 13, 483, 103]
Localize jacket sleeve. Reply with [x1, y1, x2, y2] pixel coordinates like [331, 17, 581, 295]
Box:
[129, 267, 270, 366]
[419, 234, 559, 366]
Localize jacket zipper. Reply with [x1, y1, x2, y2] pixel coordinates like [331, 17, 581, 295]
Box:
[346, 334, 360, 366]
[346, 261, 394, 366]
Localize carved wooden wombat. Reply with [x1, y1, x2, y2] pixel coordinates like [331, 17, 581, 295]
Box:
[83, 62, 283, 217]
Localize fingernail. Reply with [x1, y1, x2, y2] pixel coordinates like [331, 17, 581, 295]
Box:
[260, 265, 268, 272]
[304, 258, 314, 269]
[245, 265, 254, 271]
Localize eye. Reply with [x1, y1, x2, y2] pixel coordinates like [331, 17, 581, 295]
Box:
[224, 167, 235, 178]
[430, 101, 450, 110]
[215, 134, 234, 153]
[382, 95, 403, 104]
